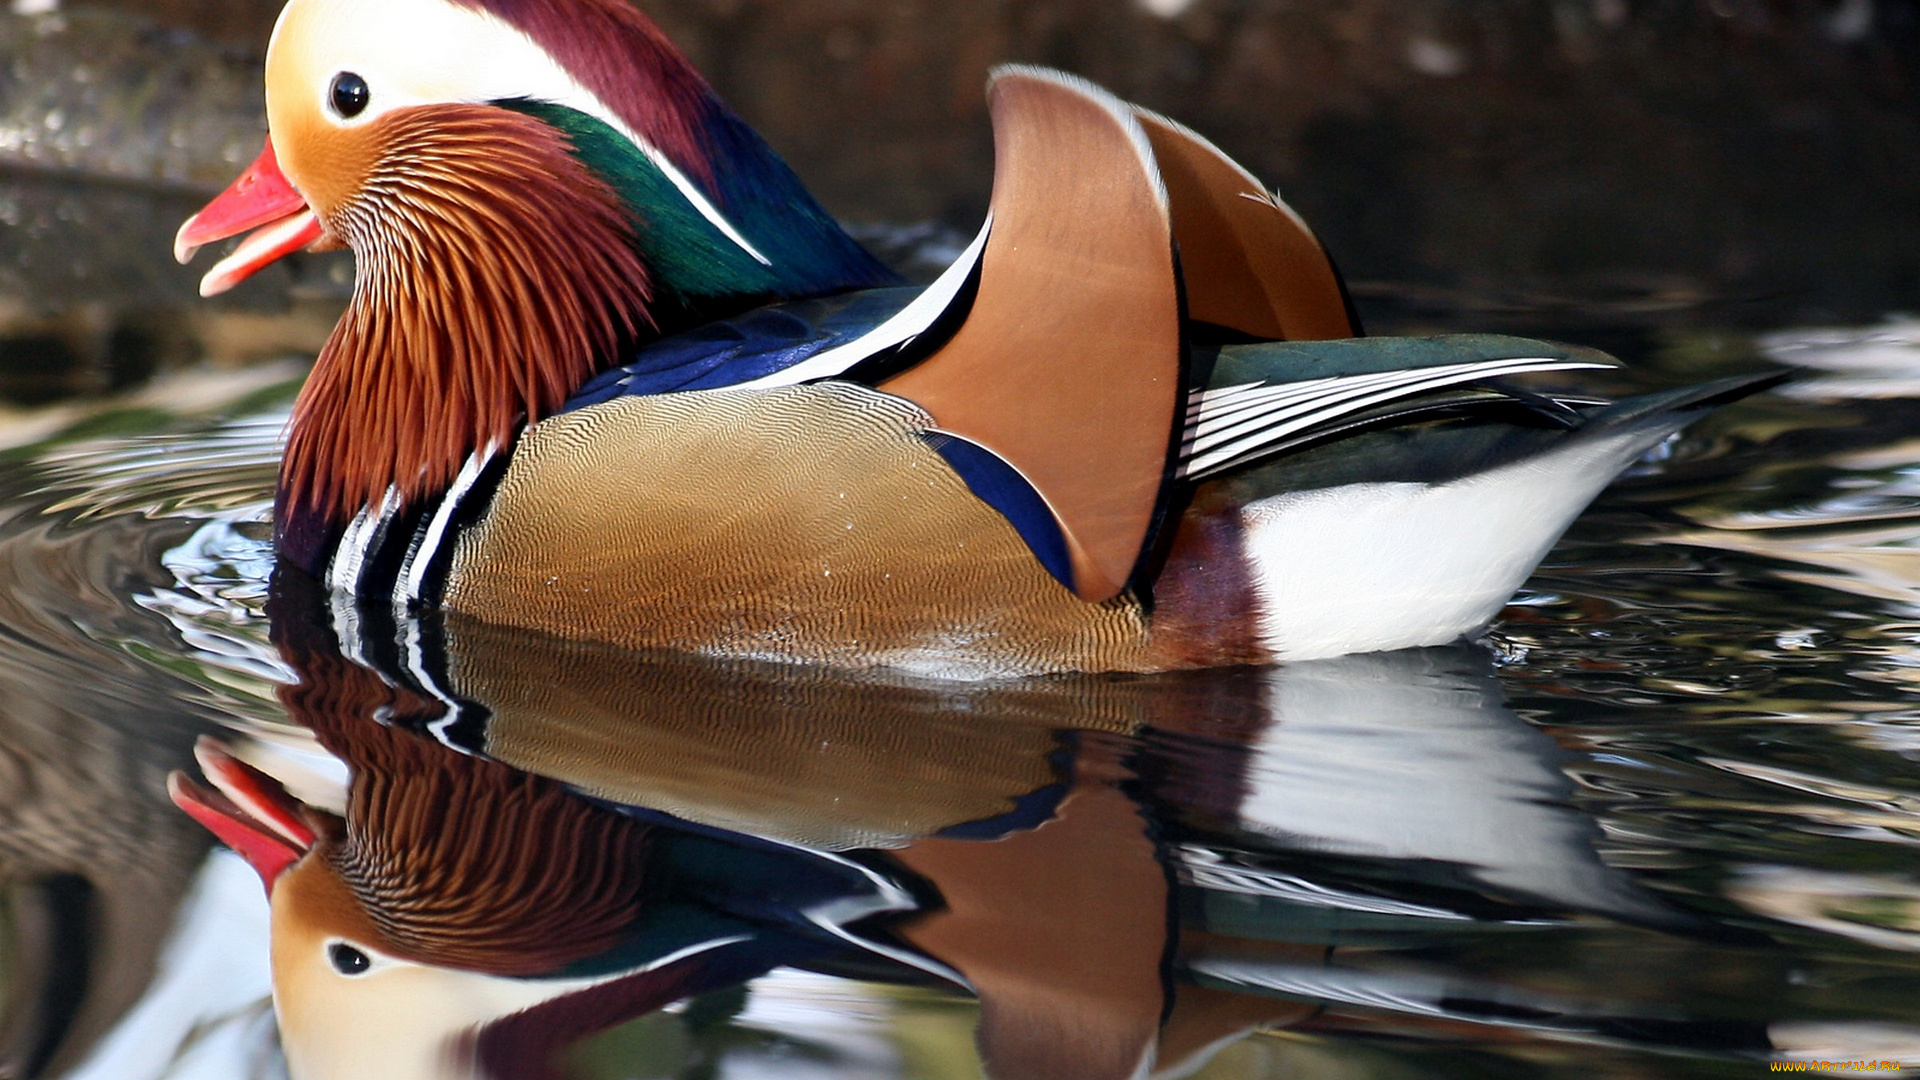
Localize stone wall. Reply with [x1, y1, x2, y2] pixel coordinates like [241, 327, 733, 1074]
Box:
[646, 0, 1920, 326]
[9, 0, 1920, 327]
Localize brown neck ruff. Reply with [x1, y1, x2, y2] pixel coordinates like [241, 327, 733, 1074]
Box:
[279, 105, 654, 551]
[284, 647, 658, 977]
[329, 721, 658, 976]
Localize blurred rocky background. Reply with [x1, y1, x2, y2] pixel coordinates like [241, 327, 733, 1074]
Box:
[1, 0, 1917, 393]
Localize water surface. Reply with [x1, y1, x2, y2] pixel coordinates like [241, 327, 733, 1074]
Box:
[0, 307, 1913, 1080]
[4, 150, 1920, 1080]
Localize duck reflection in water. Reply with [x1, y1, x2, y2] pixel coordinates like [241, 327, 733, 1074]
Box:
[169, 570, 1770, 1079]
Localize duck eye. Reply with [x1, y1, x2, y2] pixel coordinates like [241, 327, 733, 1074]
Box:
[329, 72, 370, 119]
[328, 942, 372, 976]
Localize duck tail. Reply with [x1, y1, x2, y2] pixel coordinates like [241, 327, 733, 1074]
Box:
[1576, 369, 1791, 434]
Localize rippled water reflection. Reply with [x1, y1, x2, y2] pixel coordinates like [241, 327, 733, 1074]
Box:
[0, 316, 1911, 1079]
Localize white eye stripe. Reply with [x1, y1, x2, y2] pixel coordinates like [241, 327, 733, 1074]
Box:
[275, 0, 770, 264]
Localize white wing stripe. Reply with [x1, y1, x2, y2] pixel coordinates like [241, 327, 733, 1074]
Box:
[1182, 361, 1589, 470]
[1181, 358, 1608, 478]
[727, 216, 993, 391]
[1191, 358, 1585, 450]
[1191, 364, 1525, 437]
[1188, 358, 1599, 451]
[1186, 366, 1591, 478]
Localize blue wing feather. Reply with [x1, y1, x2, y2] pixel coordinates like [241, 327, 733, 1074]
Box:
[563, 287, 923, 407]
[921, 431, 1076, 593]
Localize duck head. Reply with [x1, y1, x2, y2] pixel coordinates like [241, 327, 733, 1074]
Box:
[177, 0, 895, 569]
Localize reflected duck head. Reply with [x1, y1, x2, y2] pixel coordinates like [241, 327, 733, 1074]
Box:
[169, 712, 671, 1079]
[166, 710, 930, 1080]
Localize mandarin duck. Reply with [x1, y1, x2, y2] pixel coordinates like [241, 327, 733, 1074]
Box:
[174, 0, 1778, 679]
[168, 584, 1756, 1080]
